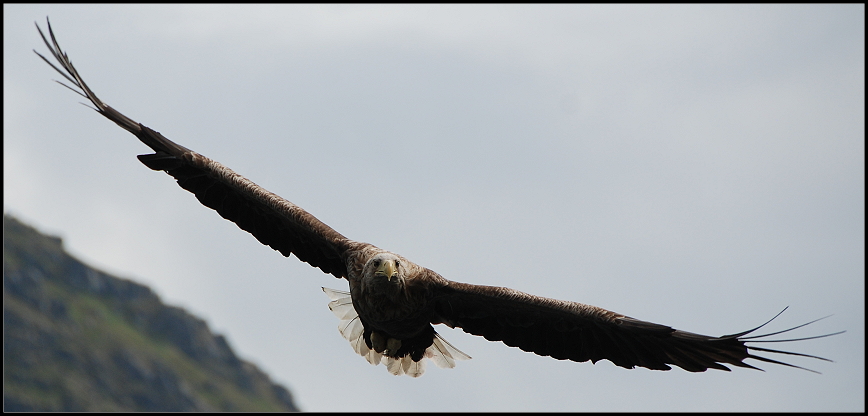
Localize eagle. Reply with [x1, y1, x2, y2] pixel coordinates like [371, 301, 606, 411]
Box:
[35, 19, 841, 377]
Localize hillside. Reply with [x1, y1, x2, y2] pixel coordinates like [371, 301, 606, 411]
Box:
[3, 214, 299, 411]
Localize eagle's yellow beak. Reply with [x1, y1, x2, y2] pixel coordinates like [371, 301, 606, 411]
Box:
[375, 259, 398, 281]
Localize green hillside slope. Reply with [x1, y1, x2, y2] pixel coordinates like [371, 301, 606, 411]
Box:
[3, 214, 299, 411]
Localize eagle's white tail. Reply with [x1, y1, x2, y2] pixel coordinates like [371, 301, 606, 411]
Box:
[322, 287, 470, 377]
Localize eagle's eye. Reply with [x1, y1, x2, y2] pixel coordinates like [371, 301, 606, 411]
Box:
[372, 259, 381, 268]
[395, 260, 400, 268]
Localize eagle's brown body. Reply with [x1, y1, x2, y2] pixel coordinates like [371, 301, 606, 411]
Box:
[349, 249, 444, 360]
[36, 19, 840, 377]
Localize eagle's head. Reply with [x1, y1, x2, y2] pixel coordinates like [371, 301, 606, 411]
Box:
[361, 252, 408, 292]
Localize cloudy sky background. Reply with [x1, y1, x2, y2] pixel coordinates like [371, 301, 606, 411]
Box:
[4, 4, 864, 411]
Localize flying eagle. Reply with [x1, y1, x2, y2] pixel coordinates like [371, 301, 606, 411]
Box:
[35, 20, 842, 377]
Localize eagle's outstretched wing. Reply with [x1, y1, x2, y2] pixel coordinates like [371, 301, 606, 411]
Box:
[432, 281, 842, 373]
[34, 19, 353, 279]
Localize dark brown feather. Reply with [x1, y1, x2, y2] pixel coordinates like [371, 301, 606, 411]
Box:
[433, 281, 840, 372]
[35, 18, 352, 279]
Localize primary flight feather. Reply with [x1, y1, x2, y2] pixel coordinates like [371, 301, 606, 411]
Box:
[35, 19, 841, 377]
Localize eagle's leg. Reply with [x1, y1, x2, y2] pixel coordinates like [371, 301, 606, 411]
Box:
[370, 331, 388, 353]
[385, 338, 402, 356]
[370, 331, 403, 356]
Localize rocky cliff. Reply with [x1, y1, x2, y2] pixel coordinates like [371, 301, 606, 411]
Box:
[3, 214, 299, 411]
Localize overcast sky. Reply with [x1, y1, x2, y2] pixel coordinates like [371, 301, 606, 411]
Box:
[4, 4, 864, 412]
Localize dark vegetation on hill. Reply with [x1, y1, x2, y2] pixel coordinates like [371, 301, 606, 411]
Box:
[3, 214, 299, 411]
